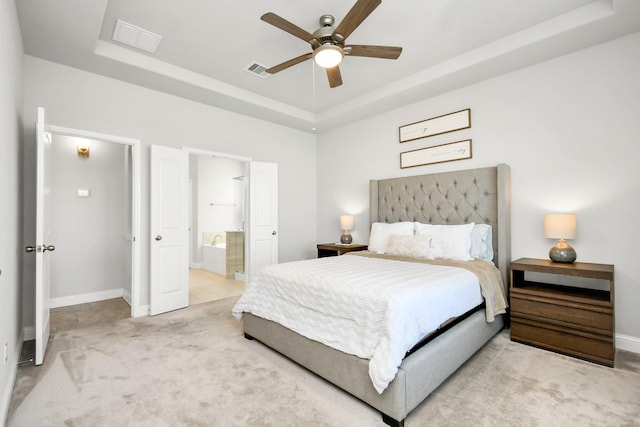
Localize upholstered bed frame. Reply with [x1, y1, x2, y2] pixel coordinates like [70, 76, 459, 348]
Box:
[243, 164, 511, 426]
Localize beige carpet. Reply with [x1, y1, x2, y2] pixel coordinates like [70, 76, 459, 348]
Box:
[7, 297, 640, 426]
[49, 297, 132, 334]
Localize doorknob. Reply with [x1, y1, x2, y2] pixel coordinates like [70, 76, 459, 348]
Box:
[25, 246, 36, 253]
[272, 231, 277, 236]
[155, 235, 163, 241]
[43, 245, 56, 252]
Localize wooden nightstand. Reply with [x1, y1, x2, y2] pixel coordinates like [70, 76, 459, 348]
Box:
[317, 243, 368, 258]
[510, 257, 615, 367]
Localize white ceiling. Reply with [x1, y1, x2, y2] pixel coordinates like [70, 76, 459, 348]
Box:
[16, 0, 640, 132]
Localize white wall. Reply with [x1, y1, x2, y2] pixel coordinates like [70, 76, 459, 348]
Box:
[49, 135, 128, 303]
[0, 1, 23, 423]
[317, 32, 640, 349]
[22, 55, 317, 324]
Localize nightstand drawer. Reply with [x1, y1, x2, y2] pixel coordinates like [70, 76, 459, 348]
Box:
[511, 295, 613, 332]
[511, 319, 614, 366]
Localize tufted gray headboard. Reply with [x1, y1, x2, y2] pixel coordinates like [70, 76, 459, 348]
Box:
[369, 164, 511, 286]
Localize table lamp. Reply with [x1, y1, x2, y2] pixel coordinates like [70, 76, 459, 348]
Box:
[339, 215, 354, 244]
[544, 213, 577, 263]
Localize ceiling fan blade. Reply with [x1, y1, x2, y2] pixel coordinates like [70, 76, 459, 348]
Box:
[347, 45, 402, 59]
[261, 12, 317, 44]
[326, 66, 343, 88]
[334, 0, 382, 40]
[266, 53, 313, 74]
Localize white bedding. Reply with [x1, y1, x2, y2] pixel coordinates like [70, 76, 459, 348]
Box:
[232, 254, 485, 394]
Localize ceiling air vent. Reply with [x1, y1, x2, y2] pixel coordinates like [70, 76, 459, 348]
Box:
[245, 62, 270, 78]
[113, 19, 163, 53]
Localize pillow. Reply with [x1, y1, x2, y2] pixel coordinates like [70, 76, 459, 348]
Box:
[368, 221, 415, 254]
[470, 224, 494, 261]
[385, 234, 441, 259]
[414, 222, 475, 261]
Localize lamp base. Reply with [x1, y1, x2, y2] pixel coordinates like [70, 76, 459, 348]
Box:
[549, 239, 576, 263]
[340, 231, 352, 244]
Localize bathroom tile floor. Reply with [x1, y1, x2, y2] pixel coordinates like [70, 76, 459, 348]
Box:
[189, 268, 244, 305]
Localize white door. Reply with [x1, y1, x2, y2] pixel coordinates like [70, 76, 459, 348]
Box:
[248, 162, 278, 281]
[150, 145, 189, 315]
[34, 107, 53, 365]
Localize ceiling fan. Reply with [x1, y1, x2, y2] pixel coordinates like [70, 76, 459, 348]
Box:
[261, 0, 402, 88]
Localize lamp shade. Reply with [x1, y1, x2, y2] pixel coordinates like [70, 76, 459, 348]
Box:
[544, 214, 577, 239]
[340, 215, 354, 231]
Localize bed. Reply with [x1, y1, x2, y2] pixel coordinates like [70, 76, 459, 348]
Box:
[233, 164, 511, 426]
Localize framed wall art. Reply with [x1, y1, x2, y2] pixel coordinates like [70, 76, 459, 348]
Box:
[399, 108, 471, 143]
[400, 139, 472, 169]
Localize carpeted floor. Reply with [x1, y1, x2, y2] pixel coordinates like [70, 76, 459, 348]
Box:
[7, 297, 640, 426]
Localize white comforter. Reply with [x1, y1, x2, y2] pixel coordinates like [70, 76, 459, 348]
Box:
[232, 254, 486, 393]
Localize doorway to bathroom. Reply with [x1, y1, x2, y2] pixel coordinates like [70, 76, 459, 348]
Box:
[149, 146, 277, 315]
[188, 153, 247, 305]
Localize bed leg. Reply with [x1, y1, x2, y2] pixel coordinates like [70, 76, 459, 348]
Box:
[382, 414, 404, 427]
[244, 333, 254, 340]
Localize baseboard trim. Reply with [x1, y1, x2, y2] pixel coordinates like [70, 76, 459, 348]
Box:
[1, 331, 24, 426]
[23, 326, 35, 341]
[616, 333, 640, 354]
[122, 288, 132, 306]
[190, 263, 202, 269]
[50, 288, 124, 309]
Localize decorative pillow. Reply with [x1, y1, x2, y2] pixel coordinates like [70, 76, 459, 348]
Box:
[385, 234, 441, 259]
[368, 221, 415, 254]
[414, 222, 475, 261]
[470, 224, 494, 261]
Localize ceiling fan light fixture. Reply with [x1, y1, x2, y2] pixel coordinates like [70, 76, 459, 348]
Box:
[313, 44, 344, 68]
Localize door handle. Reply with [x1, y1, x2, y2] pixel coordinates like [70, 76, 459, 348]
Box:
[43, 245, 56, 252]
[155, 235, 163, 241]
[25, 246, 36, 253]
[272, 231, 277, 236]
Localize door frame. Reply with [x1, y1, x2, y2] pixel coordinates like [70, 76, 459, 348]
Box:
[46, 124, 142, 317]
